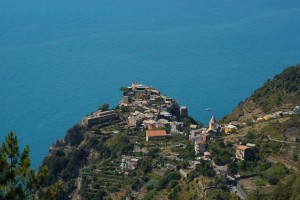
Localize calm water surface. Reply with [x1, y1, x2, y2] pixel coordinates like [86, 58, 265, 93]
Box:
[1, 0, 300, 168]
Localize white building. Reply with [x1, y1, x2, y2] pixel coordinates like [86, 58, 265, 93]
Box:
[293, 106, 300, 114]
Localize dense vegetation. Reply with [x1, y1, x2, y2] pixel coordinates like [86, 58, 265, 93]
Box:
[252, 64, 300, 111]
[208, 138, 235, 165]
[271, 173, 300, 200]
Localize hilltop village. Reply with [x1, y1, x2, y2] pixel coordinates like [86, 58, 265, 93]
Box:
[43, 81, 300, 200]
[82, 82, 300, 159]
[81, 83, 249, 166]
[75, 83, 300, 199]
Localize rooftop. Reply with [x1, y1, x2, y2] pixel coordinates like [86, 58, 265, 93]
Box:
[237, 145, 250, 150]
[226, 125, 237, 129]
[195, 139, 206, 144]
[146, 130, 167, 137]
[130, 158, 140, 162]
[190, 124, 198, 129]
[246, 143, 256, 147]
[158, 119, 169, 124]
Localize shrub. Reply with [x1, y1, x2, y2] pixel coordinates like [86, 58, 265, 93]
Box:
[263, 163, 289, 185]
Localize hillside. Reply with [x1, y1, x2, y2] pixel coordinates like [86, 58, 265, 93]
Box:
[40, 78, 300, 200]
[223, 63, 300, 123]
[221, 113, 300, 200]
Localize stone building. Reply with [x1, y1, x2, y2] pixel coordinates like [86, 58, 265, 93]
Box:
[180, 106, 188, 119]
[194, 139, 206, 154]
[128, 115, 144, 128]
[82, 110, 118, 126]
[235, 144, 254, 160]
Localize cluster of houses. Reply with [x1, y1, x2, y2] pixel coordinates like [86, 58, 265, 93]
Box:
[189, 105, 300, 160]
[188, 115, 258, 165]
[189, 116, 241, 158]
[120, 83, 188, 138]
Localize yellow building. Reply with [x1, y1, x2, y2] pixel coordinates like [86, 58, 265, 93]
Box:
[263, 115, 270, 121]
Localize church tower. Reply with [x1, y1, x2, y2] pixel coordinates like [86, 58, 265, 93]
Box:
[208, 115, 218, 131]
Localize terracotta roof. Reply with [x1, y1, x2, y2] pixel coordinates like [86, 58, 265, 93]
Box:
[237, 145, 249, 150]
[195, 139, 206, 144]
[146, 130, 167, 137]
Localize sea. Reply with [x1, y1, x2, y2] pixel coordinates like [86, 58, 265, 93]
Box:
[1, 0, 300, 169]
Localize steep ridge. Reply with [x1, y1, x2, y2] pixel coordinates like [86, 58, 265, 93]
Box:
[223, 63, 300, 123]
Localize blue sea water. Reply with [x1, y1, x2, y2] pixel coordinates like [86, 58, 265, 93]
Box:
[1, 0, 300, 168]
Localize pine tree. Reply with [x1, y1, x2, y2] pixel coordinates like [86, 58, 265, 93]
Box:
[0, 131, 61, 200]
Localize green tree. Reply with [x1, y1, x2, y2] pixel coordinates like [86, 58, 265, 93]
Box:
[228, 162, 238, 174]
[247, 190, 261, 200]
[147, 147, 160, 158]
[271, 173, 300, 200]
[0, 131, 61, 199]
[120, 87, 129, 92]
[98, 103, 109, 111]
[292, 153, 298, 161]
[263, 163, 289, 185]
[141, 157, 152, 173]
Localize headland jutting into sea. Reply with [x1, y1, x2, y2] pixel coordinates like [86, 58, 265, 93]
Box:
[41, 73, 300, 199]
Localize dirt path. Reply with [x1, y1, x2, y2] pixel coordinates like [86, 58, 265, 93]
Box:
[267, 135, 299, 144]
